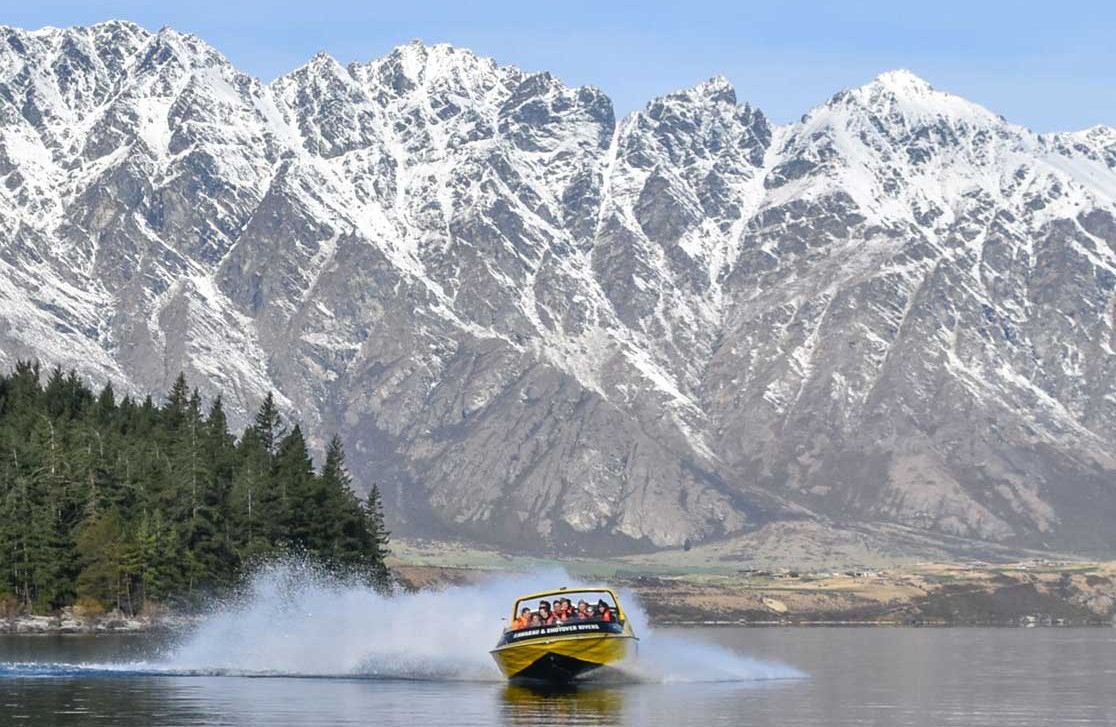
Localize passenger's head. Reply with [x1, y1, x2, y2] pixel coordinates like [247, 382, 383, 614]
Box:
[520, 607, 531, 618]
[596, 600, 609, 613]
[529, 613, 542, 625]
[577, 599, 590, 613]
[539, 600, 551, 614]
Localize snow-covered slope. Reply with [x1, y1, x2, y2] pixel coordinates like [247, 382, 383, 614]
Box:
[1, 23, 1114, 554]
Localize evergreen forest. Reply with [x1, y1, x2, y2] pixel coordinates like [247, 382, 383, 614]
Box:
[0, 362, 390, 616]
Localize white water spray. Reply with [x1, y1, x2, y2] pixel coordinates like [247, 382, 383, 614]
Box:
[166, 562, 553, 680]
[160, 562, 802, 683]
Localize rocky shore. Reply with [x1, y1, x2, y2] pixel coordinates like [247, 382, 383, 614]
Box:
[1, 610, 196, 635]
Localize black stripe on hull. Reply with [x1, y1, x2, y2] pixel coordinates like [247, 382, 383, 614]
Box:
[510, 652, 603, 685]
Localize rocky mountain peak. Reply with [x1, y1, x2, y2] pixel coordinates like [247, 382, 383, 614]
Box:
[1057, 124, 1116, 161]
[87, 19, 149, 36]
[1080, 123, 1116, 140]
[361, 40, 515, 100]
[665, 75, 738, 106]
[137, 25, 233, 77]
[820, 68, 1009, 137]
[624, 76, 770, 170]
[281, 50, 354, 92]
[869, 68, 935, 94]
[307, 49, 344, 69]
[763, 68, 1034, 222]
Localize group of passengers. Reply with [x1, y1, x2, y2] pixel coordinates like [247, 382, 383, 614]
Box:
[512, 598, 615, 630]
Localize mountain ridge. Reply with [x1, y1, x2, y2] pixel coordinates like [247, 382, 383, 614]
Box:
[1, 22, 1114, 556]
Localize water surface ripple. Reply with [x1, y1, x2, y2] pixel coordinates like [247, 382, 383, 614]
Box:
[3, 628, 1115, 726]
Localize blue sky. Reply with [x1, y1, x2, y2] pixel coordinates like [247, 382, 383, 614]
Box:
[6, 0, 1114, 131]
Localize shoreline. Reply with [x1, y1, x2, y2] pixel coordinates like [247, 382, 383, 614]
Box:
[2, 616, 1113, 635]
[5, 558, 1114, 635]
[1, 612, 199, 636]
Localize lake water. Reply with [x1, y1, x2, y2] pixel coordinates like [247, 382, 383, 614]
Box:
[3, 627, 1115, 726]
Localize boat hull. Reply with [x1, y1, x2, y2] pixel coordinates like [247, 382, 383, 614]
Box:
[491, 632, 636, 683]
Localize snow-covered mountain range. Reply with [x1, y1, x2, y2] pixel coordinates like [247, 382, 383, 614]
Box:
[2, 21, 1114, 555]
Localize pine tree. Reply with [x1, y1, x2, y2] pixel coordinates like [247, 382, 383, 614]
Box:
[252, 392, 284, 456]
[6, 473, 61, 610]
[364, 483, 391, 585]
[315, 436, 386, 582]
[95, 383, 116, 425]
[163, 374, 191, 430]
[74, 511, 129, 611]
[272, 424, 315, 550]
[319, 435, 364, 569]
[126, 511, 180, 607]
[195, 396, 238, 582]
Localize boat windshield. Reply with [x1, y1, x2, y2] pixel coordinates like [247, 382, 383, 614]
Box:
[508, 590, 621, 631]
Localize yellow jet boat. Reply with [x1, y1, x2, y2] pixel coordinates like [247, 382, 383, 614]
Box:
[490, 587, 638, 683]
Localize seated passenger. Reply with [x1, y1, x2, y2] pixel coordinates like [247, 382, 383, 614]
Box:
[576, 599, 592, 621]
[555, 598, 572, 622]
[513, 606, 532, 630]
[595, 600, 613, 622]
[537, 600, 556, 625]
[529, 612, 543, 627]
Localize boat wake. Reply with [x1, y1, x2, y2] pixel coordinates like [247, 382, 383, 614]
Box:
[1, 561, 803, 684]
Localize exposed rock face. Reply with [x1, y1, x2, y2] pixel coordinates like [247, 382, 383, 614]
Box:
[1, 24, 1114, 554]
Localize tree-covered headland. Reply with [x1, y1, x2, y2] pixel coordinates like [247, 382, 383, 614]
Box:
[0, 362, 389, 616]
